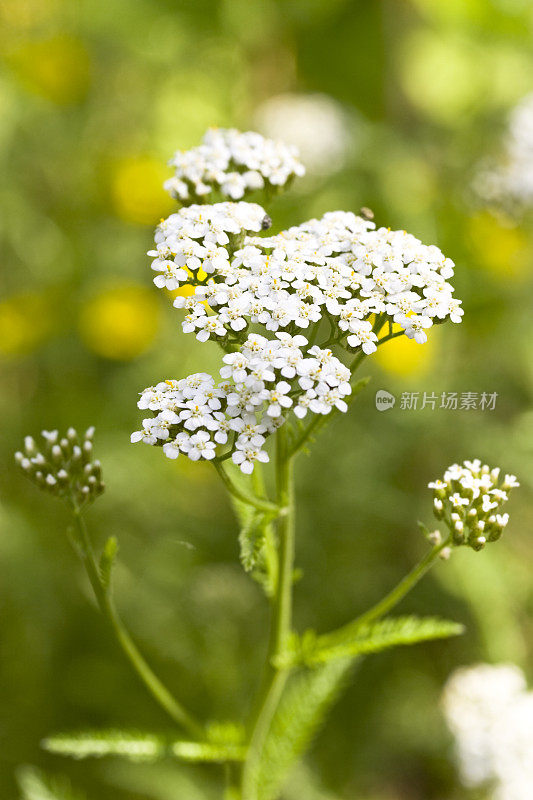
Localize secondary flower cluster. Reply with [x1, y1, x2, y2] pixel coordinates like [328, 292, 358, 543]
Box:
[164, 128, 305, 204]
[151, 205, 463, 352]
[429, 459, 519, 550]
[15, 428, 104, 506]
[442, 663, 533, 800]
[131, 333, 352, 473]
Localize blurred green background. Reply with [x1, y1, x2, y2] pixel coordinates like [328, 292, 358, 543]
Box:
[1, 0, 533, 798]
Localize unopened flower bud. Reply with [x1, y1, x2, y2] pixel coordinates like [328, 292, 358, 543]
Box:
[439, 547, 452, 560]
[428, 530, 442, 545]
[471, 535, 486, 551]
[24, 436, 36, 456]
[433, 498, 444, 519]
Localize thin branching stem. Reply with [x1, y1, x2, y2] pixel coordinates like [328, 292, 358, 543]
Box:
[71, 509, 203, 738]
[212, 461, 281, 515]
[321, 536, 452, 646]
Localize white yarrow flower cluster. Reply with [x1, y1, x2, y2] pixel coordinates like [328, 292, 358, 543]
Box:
[429, 459, 519, 550]
[152, 205, 462, 350]
[131, 333, 351, 473]
[136, 128, 463, 474]
[164, 128, 305, 204]
[442, 663, 533, 800]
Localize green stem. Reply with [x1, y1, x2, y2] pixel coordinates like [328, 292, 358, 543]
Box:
[242, 426, 296, 800]
[213, 461, 281, 515]
[289, 414, 323, 458]
[324, 537, 451, 644]
[71, 509, 203, 738]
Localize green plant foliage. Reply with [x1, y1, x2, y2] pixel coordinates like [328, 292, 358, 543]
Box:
[42, 730, 246, 765]
[310, 616, 464, 666]
[238, 512, 268, 573]
[17, 766, 85, 800]
[41, 731, 165, 762]
[251, 659, 355, 800]
[230, 468, 277, 596]
[170, 741, 246, 763]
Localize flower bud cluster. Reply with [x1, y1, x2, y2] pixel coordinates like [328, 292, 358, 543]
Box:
[131, 332, 351, 474]
[15, 428, 104, 506]
[429, 459, 519, 550]
[152, 203, 463, 352]
[164, 127, 305, 204]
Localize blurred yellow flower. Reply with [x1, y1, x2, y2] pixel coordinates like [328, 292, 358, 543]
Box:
[468, 213, 530, 281]
[0, 293, 53, 357]
[7, 35, 90, 104]
[375, 325, 436, 376]
[110, 157, 175, 226]
[79, 285, 160, 360]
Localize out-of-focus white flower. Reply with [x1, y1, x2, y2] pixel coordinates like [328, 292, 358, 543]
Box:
[254, 93, 353, 175]
[442, 663, 533, 800]
[475, 93, 533, 207]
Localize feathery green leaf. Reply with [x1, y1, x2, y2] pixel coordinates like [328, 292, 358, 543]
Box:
[42, 729, 246, 765]
[309, 616, 464, 665]
[170, 741, 246, 762]
[42, 730, 165, 762]
[229, 464, 277, 596]
[239, 511, 267, 573]
[252, 658, 355, 800]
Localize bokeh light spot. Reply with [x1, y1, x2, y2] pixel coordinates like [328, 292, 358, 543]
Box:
[79, 285, 160, 360]
[0, 293, 53, 357]
[110, 157, 175, 226]
[468, 212, 530, 280]
[7, 35, 91, 104]
[375, 325, 437, 376]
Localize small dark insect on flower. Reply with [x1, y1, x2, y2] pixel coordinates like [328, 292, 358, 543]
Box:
[261, 214, 272, 230]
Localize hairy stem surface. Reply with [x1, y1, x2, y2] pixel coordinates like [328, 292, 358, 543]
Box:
[242, 425, 296, 799]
